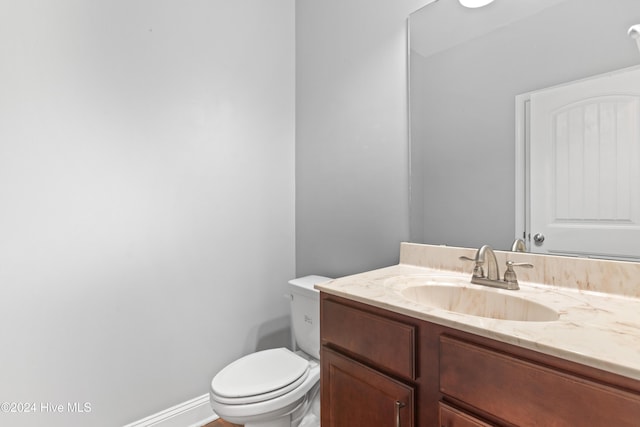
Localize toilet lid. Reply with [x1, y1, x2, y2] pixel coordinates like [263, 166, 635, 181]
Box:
[211, 348, 310, 404]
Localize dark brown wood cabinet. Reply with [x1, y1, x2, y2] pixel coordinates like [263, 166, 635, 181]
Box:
[320, 292, 640, 427]
[321, 297, 416, 426]
[322, 347, 414, 427]
[321, 298, 416, 381]
[439, 403, 494, 427]
[439, 335, 640, 427]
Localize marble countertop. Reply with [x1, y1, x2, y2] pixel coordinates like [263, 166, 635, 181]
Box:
[316, 262, 640, 381]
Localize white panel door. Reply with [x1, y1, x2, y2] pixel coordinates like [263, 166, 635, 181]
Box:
[529, 66, 640, 260]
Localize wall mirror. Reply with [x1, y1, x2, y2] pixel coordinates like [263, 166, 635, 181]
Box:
[409, 0, 640, 259]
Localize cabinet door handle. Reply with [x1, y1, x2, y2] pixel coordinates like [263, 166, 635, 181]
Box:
[395, 400, 406, 427]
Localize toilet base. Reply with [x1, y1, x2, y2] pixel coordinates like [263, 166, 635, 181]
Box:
[221, 387, 320, 427]
[244, 416, 292, 427]
[217, 398, 303, 427]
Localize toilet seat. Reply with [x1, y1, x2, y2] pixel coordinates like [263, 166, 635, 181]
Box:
[211, 348, 310, 405]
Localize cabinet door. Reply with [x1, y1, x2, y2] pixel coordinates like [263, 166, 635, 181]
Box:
[321, 347, 414, 427]
[439, 403, 494, 427]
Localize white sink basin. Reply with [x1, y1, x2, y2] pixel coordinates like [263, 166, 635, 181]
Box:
[400, 284, 559, 322]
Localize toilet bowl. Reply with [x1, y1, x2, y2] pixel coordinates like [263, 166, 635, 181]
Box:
[209, 275, 330, 427]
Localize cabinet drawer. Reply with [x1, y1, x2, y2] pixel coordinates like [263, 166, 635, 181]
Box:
[321, 299, 416, 380]
[439, 403, 493, 427]
[440, 335, 640, 427]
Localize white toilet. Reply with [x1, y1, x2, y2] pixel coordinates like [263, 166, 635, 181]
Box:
[210, 275, 330, 427]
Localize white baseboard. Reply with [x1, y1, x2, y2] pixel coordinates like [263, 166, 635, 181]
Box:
[123, 393, 217, 427]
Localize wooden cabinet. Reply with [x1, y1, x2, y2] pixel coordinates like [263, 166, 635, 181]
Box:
[439, 403, 494, 427]
[322, 347, 414, 427]
[320, 293, 640, 427]
[440, 335, 640, 427]
[321, 297, 416, 427]
[321, 298, 416, 380]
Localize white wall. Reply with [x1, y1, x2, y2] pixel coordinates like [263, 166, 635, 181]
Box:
[0, 1, 295, 426]
[296, 0, 430, 278]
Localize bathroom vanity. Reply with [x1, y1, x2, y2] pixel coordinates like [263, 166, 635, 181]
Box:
[317, 243, 640, 427]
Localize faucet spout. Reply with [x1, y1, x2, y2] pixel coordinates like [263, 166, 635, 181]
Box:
[511, 238, 526, 252]
[477, 245, 499, 280]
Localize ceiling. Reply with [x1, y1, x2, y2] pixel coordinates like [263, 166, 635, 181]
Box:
[410, 0, 568, 57]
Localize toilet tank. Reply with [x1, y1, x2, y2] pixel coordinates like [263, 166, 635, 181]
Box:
[288, 275, 331, 360]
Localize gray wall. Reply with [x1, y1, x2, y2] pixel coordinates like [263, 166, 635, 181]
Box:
[296, 0, 429, 278]
[0, 1, 294, 426]
[410, 0, 640, 250]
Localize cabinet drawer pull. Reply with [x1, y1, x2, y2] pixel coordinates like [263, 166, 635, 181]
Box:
[395, 400, 406, 427]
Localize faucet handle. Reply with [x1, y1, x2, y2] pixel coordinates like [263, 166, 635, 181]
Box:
[459, 255, 484, 278]
[503, 261, 534, 289]
[506, 261, 534, 269]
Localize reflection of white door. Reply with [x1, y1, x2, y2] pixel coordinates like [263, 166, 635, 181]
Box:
[529, 66, 640, 260]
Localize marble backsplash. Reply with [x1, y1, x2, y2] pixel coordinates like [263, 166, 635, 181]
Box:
[399, 242, 640, 298]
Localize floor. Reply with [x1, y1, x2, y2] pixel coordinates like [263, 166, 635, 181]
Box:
[203, 418, 243, 427]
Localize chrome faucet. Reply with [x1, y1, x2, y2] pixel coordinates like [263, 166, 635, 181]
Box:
[511, 238, 526, 252]
[459, 245, 533, 290]
[460, 244, 499, 280]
